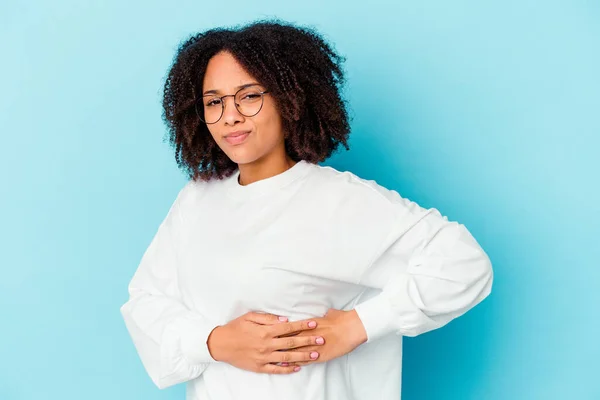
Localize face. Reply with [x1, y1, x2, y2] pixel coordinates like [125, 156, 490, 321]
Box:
[201, 51, 286, 166]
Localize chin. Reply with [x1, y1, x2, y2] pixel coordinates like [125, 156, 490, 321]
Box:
[222, 148, 262, 166]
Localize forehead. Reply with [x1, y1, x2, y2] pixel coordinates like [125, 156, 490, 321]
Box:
[203, 51, 258, 92]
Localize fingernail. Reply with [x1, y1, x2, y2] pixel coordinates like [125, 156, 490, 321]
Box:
[316, 337, 324, 345]
[308, 321, 317, 328]
[294, 366, 301, 372]
[278, 316, 288, 322]
[310, 352, 319, 359]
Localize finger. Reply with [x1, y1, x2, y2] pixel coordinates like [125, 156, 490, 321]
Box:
[289, 361, 312, 366]
[245, 312, 288, 325]
[271, 335, 325, 350]
[277, 331, 300, 338]
[268, 350, 320, 364]
[288, 345, 320, 354]
[260, 363, 302, 374]
[270, 319, 317, 337]
[274, 358, 317, 367]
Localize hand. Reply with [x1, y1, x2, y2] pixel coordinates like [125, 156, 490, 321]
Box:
[206, 311, 325, 374]
[286, 309, 367, 366]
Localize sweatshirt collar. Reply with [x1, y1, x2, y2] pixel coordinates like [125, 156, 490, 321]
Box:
[226, 160, 313, 200]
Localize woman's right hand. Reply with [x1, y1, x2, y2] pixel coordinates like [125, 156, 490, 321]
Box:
[206, 312, 325, 374]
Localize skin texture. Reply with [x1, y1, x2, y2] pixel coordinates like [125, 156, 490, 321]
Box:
[202, 51, 297, 184]
[207, 312, 323, 374]
[203, 51, 367, 373]
[285, 309, 367, 367]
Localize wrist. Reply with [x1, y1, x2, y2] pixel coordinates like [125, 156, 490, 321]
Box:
[207, 325, 225, 362]
[346, 309, 368, 347]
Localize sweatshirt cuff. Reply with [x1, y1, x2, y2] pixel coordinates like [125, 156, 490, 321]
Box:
[170, 317, 219, 365]
[354, 294, 398, 343]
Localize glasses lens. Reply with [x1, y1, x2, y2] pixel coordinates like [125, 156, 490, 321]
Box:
[201, 96, 223, 124]
[236, 87, 264, 117]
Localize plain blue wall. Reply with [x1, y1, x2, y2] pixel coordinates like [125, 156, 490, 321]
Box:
[1, 1, 598, 399]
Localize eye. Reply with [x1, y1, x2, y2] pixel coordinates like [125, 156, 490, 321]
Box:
[240, 92, 261, 102]
[205, 98, 221, 107]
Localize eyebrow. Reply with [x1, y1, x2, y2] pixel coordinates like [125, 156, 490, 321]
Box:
[203, 82, 261, 96]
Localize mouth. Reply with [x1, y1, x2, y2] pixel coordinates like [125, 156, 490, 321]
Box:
[223, 130, 251, 146]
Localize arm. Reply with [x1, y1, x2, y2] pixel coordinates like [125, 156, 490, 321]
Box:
[286, 188, 493, 365]
[120, 184, 327, 385]
[354, 206, 494, 342]
[120, 184, 218, 389]
[287, 198, 493, 366]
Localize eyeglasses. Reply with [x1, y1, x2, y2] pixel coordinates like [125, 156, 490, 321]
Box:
[195, 85, 270, 124]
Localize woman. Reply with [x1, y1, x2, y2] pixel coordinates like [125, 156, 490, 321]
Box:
[120, 20, 493, 400]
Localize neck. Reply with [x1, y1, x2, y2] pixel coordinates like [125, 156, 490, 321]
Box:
[238, 154, 297, 186]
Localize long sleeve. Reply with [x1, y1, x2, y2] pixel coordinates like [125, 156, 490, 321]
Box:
[354, 202, 493, 342]
[120, 184, 217, 389]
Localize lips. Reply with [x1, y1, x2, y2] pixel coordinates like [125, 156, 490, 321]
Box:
[224, 130, 251, 145]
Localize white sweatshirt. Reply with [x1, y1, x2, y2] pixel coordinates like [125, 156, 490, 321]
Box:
[120, 160, 493, 400]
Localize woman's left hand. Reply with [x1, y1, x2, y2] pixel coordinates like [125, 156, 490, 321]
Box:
[281, 308, 368, 366]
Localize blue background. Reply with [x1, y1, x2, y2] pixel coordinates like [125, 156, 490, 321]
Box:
[1, 1, 598, 399]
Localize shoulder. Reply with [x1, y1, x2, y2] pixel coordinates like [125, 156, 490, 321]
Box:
[307, 163, 428, 218]
[173, 174, 231, 209]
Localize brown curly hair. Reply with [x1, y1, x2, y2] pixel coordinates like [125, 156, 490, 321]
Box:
[161, 19, 352, 181]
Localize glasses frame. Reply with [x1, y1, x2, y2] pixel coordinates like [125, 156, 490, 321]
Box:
[195, 86, 270, 124]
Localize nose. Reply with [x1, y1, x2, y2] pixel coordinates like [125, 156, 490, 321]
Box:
[221, 95, 244, 126]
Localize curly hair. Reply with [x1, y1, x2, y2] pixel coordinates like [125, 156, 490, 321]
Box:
[161, 19, 351, 181]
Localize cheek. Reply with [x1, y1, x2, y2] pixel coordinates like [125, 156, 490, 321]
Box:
[255, 105, 284, 139]
[205, 126, 224, 148]
[206, 126, 219, 140]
